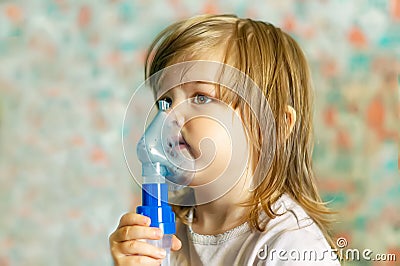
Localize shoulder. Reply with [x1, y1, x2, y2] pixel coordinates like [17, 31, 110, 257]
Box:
[248, 194, 340, 265]
[262, 194, 325, 242]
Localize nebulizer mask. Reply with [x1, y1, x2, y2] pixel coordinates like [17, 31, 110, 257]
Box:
[135, 99, 194, 266]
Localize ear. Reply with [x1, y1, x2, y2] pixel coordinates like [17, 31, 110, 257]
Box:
[284, 105, 297, 139]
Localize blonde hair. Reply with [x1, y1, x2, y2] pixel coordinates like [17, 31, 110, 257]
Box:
[145, 14, 335, 248]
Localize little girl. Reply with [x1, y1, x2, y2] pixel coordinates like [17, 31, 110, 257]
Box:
[110, 14, 340, 265]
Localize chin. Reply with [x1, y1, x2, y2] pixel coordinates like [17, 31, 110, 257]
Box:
[187, 174, 205, 187]
[187, 172, 216, 187]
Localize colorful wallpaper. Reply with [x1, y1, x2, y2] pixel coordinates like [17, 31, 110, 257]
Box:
[0, 0, 399, 265]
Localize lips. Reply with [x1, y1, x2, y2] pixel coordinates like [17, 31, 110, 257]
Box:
[169, 133, 195, 160]
[178, 134, 190, 149]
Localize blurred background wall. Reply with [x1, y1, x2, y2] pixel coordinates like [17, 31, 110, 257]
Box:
[0, 0, 399, 265]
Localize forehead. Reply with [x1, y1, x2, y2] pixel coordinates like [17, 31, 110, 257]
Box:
[152, 60, 226, 100]
[151, 46, 227, 95]
[149, 59, 249, 107]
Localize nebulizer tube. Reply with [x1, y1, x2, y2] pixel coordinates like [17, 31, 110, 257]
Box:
[136, 177, 174, 266]
[136, 100, 193, 266]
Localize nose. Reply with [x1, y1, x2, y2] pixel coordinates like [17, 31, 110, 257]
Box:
[169, 101, 186, 128]
[159, 91, 188, 129]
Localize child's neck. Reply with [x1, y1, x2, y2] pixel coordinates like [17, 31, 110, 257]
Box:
[192, 199, 249, 235]
[191, 173, 252, 235]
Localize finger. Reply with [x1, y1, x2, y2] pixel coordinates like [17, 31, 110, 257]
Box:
[118, 213, 150, 228]
[171, 235, 182, 251]
[119, 256, 163, 266]
[117, 239, 167, 259]
[113, 225, 163, 242]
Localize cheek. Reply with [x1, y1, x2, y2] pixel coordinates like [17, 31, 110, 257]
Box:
[185, 118, 231, 158]
[185, 117, 232, 183]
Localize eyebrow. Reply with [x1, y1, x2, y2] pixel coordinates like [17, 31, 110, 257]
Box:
[182, 81, 216, 94]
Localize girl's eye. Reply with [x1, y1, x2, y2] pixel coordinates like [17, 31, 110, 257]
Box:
[193, 94, 212, 104]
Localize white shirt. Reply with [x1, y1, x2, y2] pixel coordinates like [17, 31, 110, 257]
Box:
[171, 194, 341, 265]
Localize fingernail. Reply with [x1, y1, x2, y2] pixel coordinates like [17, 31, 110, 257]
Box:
[158, 248, 166, 258]
[143, 217, 150, 225]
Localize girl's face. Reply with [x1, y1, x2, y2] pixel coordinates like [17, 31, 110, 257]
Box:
[156, 82, 249, 187]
